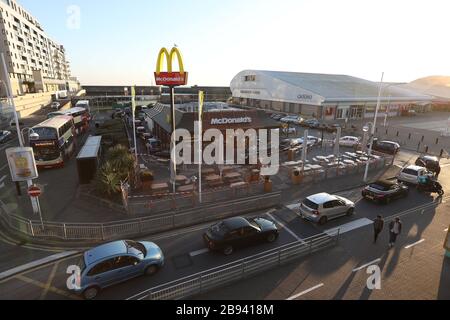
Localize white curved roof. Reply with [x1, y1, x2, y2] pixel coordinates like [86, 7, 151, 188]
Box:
[230, 70, 432, 105]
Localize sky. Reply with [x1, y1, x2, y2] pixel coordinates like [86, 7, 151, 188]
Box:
[19, 0, 450, 86]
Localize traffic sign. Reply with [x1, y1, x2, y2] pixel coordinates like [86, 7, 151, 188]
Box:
[28, 185, 41, 198]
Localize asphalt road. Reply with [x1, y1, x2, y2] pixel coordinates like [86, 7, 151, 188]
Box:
[0, 170, 448, 300]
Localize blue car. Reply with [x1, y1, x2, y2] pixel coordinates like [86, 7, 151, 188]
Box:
[72, 240, 164, 299]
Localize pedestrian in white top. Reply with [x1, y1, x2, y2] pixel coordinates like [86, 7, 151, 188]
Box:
[389, 218, 403, 248]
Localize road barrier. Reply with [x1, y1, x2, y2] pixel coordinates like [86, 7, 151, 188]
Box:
[0, 192, 281, 242]
[128, 231, 340, 300]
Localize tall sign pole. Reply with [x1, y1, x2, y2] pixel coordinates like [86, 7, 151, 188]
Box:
[198, 91, 204, 203]
[364, 72, 384, 182]
[1, 53, 40, 217]
[154, 47, 188, 194]
[131, 86, 138, 160]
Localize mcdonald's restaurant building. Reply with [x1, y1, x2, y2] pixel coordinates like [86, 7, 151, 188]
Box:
[145, 102, 280, 151]
[230, 70, 433, 121]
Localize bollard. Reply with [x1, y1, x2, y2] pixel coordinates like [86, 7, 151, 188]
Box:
[417, 142, 421, 152]
[421, 135, 425, 142]
[408, 133, 411, 140]
[396, 131, 399, 137]
[440, 149, 444, 158]
[436, 138, 439, 145]
[425, 146, 429, 153]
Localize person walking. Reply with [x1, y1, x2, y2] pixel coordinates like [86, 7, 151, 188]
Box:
[373, 215, 385, 244]
[435, 165, 441, 179]
[389, 218, 402, 248]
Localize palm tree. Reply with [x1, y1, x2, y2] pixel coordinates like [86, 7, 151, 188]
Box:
[94, 161, 122, 197]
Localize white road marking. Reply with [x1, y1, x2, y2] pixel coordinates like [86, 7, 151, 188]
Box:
[405, 239, 425, 249]
[444, 228, 448, 232]
[325, 218, 373, 236]
[0, 163, 9, 172]
[287, 283, 324, 300]
[352, 258, 382, 272]
[0, 175, 7, 183]
[266, 212, 304, 243]
[189, 249, 210, 257]
[286, 203, 300, 211]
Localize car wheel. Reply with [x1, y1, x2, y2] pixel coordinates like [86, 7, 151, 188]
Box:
[318, 216, 328, 225]
[223, 246, 234, 256]
[267, 233, 277, 243]
[145, 265, 159, 276]
[83, 286, 100, 300]
[346, 208, 355, 216]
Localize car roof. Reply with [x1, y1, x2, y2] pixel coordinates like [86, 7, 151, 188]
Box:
[84, 241, 127, 266]
[404, 165, 425, 171]
[307, 193, 336, 204]
[379, 140, 399, 146]
[371, 180, 397, 188]
[223, 217, 251, 230]
[420, 155, 438, 162]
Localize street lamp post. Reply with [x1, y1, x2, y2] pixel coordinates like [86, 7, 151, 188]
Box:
[364, 72, 384, 183]
[0, 53, 41, 216]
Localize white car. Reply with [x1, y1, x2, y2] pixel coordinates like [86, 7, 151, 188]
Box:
[397, 165, 430, 185]
[280, 116, 304, 125]
[282, 127, 297, 134]
[299, 193, 355, 225]
[298, 136, 322, 146]
[51, 102, 61, 110]
[339, 136, 360, 147]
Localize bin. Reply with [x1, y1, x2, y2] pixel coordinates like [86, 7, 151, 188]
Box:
[292, 168, 303, 185]
[264, 177, 273, 193]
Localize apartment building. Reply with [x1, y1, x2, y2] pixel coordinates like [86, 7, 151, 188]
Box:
[0, 0, 78, 97]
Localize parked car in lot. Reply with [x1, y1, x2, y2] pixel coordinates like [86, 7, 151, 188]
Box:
[51, 102, 61, 110]
[71, 240, 164, 300]
[146, 138, 162, 154]
[299, 193, 355, 225]
[203, 217, 279, 255]
[280, 115, 304, 125]
[0, 130, 12, 144]
[362, 180, 409, 204]
[339, 136, 360, 147]
[415, 155, 441, 174]
[271, 113, 286, 121]
[371, 139, 400, 155]
[397, 165, 430, 185]
[281, 127, 297, 135]
[302, 119, 320, 128]
[297, 135, 322, 147]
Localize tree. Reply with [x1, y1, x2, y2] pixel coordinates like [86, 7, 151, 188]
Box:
[94, 161, 122, 197]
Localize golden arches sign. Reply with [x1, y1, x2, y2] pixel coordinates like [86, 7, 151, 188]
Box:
[154, 47, 188, 86]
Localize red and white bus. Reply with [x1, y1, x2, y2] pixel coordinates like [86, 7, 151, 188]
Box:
[61, 107, 90, 134]
[30, 115, 77, 169]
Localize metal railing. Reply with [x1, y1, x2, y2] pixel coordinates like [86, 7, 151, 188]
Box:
[128, 231, 340, 300]
[0, 192, 281, 242]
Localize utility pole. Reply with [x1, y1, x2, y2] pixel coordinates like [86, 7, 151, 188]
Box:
[364, 72, 384, 182]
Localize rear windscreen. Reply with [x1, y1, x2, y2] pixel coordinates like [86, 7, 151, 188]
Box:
[302, 198, 319, 210]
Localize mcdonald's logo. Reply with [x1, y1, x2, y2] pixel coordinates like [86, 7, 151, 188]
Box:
[154, 47, 188, 86]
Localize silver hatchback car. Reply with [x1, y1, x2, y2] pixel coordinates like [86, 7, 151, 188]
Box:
[71, 240, 164, 299]
[299, 193, 355, 225]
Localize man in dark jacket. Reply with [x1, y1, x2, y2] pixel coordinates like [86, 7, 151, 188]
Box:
[373, 215, 385, 244]
[389, 218, 402, 248]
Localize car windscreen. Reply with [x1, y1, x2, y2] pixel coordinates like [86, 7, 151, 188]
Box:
[125, 240, 146, 257]
[369, 184, 390, 191]
[32, 127, 58, 140]
[302, 198, 319, 210]
[210, 222, 229, 235]
[403, 169, 418, 176]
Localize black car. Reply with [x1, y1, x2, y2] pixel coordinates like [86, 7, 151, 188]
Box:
[371, 139, 400, 155]
[203, 217, 279, 255]
[0, 130, 12, 144]
[362, 180, 409, 204]
[415, 155, 440, 173]
[303, 119, 320, 128]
